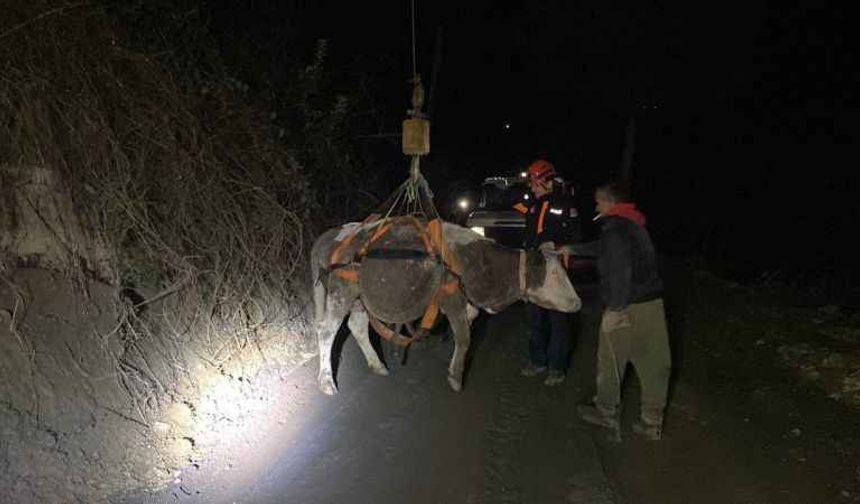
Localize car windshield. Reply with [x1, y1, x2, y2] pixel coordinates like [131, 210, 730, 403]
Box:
[480, 181, 529, 210]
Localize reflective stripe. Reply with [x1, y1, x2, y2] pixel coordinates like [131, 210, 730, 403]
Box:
[549, 208, 563, 215]
[537, 201, 549, 235]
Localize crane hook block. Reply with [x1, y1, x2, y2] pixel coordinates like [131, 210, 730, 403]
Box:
[402, 118, 430, 155]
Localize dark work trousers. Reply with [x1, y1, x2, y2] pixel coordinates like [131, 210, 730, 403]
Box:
[526, 302, 571, 372]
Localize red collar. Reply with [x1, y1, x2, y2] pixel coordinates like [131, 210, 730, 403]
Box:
[604, 203, 646, 226]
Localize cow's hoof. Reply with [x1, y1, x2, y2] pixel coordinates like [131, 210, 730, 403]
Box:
[319, 376, 338, 395]
[447, 375, 462, 392]
[370, 365, 389, 376]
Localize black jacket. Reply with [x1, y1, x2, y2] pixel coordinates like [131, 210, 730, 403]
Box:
[517, 189, 582, 249]
[572, 215, 663, 309]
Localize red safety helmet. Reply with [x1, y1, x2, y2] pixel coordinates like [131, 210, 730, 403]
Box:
[526, 159, 556, 182]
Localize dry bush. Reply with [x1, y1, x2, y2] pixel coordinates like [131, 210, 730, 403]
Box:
[1, 1, 315, 422]
[0, 3, 323, 500]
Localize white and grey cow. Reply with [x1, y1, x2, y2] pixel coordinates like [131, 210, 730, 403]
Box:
[311, 221, 581, 394]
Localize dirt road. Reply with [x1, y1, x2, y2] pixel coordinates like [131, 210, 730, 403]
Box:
[118, 270, 860, 504]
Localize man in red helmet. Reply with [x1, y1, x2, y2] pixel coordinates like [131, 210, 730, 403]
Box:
[515, 159, 582, 385]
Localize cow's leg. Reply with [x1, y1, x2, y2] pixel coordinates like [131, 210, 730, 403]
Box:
[441, 291, 471, 392]
[466, 303, 480, 325]
[316, 283, 356, 395]
[346, 301, 388, 376]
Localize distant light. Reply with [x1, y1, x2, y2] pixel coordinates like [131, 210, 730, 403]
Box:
[519, 171, 527, 178]
[457, 198, 471, 211]
[470, 226, 485, 236]
[523, 194, 530, 200]
[504, 123, 511, 130]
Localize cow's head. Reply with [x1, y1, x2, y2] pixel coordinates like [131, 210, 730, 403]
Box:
[524, 250, 582, 313]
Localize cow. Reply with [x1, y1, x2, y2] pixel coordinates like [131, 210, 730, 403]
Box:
[311, 219, 581, 395]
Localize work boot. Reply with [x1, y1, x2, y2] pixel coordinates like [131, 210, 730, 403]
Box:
[520, 362, 548, 377]
[543, 370, 565, 386]
[578, 404, 620, 431]
[578, 404, 621, 442]
[632, 420, 663, 441]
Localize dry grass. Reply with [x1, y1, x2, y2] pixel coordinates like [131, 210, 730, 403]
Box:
[0, 3, 323, 500]
[0, 1, 315, 422]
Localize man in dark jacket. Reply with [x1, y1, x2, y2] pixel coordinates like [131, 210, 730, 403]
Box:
[515, 159, 582, 386]
[571, 182, 670, 440]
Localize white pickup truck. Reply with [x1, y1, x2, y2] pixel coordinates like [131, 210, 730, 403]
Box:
[464, 175, 530, 247]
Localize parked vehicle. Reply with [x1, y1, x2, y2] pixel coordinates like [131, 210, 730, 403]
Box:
[464, 174, 596, 284]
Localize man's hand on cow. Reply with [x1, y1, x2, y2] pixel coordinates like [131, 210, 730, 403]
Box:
[538, 241, 556, 255]
[601, 309, 632, 333]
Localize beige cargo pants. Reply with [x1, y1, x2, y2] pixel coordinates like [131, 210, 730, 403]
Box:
[595, 299, 671, 426]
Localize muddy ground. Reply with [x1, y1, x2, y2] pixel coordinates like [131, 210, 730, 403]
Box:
[0, 268, 313, 504]
[117, 261, 860, 504]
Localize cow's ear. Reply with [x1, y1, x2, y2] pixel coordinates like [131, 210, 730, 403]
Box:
[525, 250, 546, 289]
[525, 249, 539, 268]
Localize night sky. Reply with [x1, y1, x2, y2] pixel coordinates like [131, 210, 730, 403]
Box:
[208, 0, 858, 284]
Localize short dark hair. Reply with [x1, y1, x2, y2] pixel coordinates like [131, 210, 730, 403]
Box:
[596, 182, 631, 203]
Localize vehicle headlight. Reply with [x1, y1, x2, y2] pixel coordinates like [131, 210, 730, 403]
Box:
[470, 226, 485, 236]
